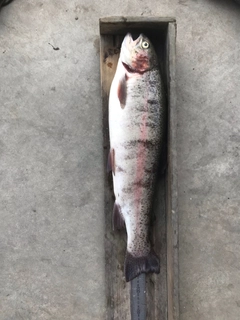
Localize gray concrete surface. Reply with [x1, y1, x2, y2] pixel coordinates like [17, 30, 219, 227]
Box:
[0, 0, 239, 319]
[177, 1, 240, 319]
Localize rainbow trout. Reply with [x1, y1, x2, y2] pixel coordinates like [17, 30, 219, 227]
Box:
[108, 33, 166, 282]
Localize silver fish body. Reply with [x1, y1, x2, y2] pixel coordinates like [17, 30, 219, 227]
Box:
[108, 33, 166, 282]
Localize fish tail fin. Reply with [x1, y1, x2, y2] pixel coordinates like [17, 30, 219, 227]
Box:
[124, 250, 160, 282]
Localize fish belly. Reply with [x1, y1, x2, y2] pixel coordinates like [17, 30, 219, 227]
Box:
[109, 64, 164, 281]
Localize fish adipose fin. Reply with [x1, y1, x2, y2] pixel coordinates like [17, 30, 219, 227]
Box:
[125, 250, 160, 282]
[112, 202, 125, 230]
[107, 148, 115, 174]
[117, 75, 127, 109]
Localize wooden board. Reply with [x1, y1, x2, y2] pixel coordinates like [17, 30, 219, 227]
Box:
[99, 17, 178, 320]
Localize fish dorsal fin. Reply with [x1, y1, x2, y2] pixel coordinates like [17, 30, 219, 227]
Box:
[107, 148, 115, 175]
[117, 74, 127, 109]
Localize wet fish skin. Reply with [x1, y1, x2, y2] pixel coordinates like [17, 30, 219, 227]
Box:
[108, 33, 166, 282]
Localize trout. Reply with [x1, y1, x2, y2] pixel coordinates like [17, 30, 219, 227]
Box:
[108, 33, 166, 282]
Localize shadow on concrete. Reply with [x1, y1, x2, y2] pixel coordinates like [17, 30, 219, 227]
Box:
[207, 0, 240, 9]
[0, 0, 14, 11]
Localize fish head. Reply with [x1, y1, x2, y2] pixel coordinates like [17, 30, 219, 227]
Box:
[120, 33, 158, 73]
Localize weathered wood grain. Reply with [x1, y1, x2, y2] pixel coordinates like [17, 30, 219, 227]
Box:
[100, 17, 176, 35]
[166, 22, 179, 320]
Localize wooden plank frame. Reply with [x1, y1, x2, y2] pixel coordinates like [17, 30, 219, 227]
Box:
[99, 17, 178, 320]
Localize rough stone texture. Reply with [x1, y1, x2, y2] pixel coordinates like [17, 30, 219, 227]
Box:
[0, 0, 239, 319]
[177, 1, 240, 320]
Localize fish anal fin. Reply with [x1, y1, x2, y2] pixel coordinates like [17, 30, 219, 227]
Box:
[124, 250, 160, 282]
[117, 75, 127, 109]
[112, 202, 125, 231]
[107, 148, 115, 175]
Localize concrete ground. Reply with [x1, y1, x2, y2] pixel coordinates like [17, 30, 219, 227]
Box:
[0, 0, 239, 319]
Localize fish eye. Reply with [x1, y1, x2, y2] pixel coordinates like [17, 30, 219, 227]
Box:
[141, 41, 150, 49]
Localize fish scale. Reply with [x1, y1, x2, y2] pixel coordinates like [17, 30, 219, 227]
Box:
[108, 33, 166, 282]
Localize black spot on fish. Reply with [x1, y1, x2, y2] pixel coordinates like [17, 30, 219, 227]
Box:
[123, 153, 135, 161]
[135, 105, 146, 113]
[148, 79, 158, 86]
[123, 139, 155, 150]
[117, 166, 125, 172]
[122, 187, 132, 194]
[132, 179, 151, 189]
[145, 121, 158, 129]
[144, 167, 154, 174]
[147, 99, 158, 105]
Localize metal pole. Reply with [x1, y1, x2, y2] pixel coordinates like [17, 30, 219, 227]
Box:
[130, 273, 146, 320]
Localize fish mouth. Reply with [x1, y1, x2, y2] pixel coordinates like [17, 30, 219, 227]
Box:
[123, 33, 143, 46]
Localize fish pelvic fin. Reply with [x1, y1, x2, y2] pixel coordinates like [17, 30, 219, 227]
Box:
[112, 202, 125, 231]
[107, 148, 115, 175]
[124, 250, 160, 282]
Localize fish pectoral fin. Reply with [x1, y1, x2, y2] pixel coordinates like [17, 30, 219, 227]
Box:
[124, 250, 160, 282]
[112, 202, 125, 231]
[107, 148, 115, 175]
[117, 75, 127, 109]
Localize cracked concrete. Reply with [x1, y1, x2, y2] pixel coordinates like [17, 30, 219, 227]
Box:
[0, 0, 240, 319]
